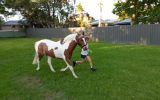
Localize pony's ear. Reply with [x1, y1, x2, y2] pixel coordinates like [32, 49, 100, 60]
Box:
[77, 32, 82, 36]
[77, 32, 83, 37]
[77, 30, 85, 36]
[82, 31, 85, 35]
[85, 36, 90, 41]
[60, 38, 64, 44]
[76, 33, 84, 40]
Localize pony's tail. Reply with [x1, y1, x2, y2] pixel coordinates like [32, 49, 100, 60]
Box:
[32, 42, 39, 64]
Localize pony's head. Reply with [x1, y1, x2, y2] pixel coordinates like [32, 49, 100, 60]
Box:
[75, 34, 87, 48]
[61, 33, 87, 48]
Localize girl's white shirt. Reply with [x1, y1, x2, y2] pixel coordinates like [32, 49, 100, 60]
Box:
[81, 44, 89, 55]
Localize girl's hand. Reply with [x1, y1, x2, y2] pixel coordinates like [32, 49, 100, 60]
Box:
[83, 46, 88, 51]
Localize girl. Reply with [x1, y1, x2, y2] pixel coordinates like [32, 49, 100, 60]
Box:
[73, 36, 96, 71]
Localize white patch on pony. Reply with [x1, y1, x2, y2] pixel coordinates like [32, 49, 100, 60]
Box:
[62, 33, 77, 43]
[82, 38, 86, 46]
[60, 33, 77, 50]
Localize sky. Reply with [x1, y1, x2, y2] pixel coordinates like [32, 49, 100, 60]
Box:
[1, 0, 119, 21]
[76, 0, 118, 20]
[0, 12, 23, 21]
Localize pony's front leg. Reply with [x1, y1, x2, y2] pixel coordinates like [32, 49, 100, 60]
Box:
[60, 66, 68, 72]
[47, 56, 55, 72]
[60, 57, 69, 71]
[62, 57, 78, 78]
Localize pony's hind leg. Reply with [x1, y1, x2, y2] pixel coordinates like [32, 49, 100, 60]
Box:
[36, 53, 43, 71]
[32, 53, 38, 64]
[47, 56, 55, 72]
[36, 57, 40, 71]
[32, 52, 40, 71]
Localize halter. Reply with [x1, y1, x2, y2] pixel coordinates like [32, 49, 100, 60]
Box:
[81, 44, 87, 48]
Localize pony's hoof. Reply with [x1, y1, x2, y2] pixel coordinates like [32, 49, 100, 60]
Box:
[51, 70, 56, 72]
[36, 68, 40, 71]
[74, 76, 78, 79]
[73, 61, 76, 67]
[91, 68, 96, 72]
[60, 68, 66, 72]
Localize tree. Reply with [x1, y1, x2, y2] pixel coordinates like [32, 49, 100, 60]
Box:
[0, 0, 10, 15]
[76, 3, 84, 13]
[0, 16, 4, 29]
[113, 0, 140, 24]
[76, 3, 93, 27]
[146, 0, 160, 23]
[113, 0, 160, 24]
[0, 0, 8, 29]
[76, 3, 84, 27]
[0, 0, 5, 14]
[4, 0, 74, 28]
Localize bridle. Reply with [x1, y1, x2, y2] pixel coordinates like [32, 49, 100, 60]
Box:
[81, 44, 87, 48]
[75, 35, 87, 48]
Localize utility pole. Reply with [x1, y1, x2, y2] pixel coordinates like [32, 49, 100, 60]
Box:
[73, 0, 76, 13]
[98, 0, 103, 27]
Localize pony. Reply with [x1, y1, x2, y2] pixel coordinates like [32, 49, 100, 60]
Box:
[32, 33, 87, 78]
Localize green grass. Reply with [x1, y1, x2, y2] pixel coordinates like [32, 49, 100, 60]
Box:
[0, 38, 160, 100]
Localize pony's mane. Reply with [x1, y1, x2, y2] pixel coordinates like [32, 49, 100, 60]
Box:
[61, 33, 77, 44]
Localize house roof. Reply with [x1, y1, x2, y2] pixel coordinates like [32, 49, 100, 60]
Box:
[115, 19, 131, 25]
[90, 19, 118, 26]
[4, 20, 27, 26]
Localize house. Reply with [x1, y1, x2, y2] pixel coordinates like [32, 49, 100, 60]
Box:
[1, 20, 27, 30]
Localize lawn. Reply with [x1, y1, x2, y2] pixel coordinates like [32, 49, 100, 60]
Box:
[0, 38, 160, 100]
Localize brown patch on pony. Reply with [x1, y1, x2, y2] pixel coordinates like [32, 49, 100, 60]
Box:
[64, 50, 71, 65]
[38, 43, 55, 60]
[64, 40, 77, 65]
[47, 49, 55, 57]
[63, 34, 86, 65]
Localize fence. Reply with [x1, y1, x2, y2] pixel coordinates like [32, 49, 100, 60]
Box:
[26, 28, 78, 38]
[0, 30, 26, 37]
[93, 24, 160, 45]
[1, 25, 160, 45]
[26, 24, 160, 45]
